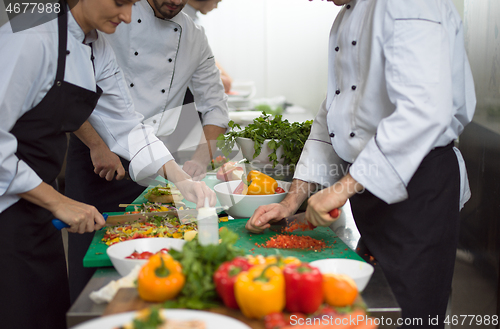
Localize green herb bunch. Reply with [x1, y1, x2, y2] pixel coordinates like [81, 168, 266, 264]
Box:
[163, 229, 244, 309]
[216, 112, 313, 168]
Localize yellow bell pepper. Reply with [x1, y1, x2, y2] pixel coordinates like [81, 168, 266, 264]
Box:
[246, 254, 266, 265]
[137, 253, 185, 302]
[234, 264, 285, 319]
[245, 170, 278, 195]
[264, 255, 301, 269]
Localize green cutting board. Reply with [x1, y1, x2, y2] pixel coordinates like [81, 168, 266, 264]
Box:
[83, 217, 363, 267]
[219, 220, 364, 262]
[83, 176, 364, 267]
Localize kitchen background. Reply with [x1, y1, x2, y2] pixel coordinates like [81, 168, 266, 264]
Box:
[1, 0, 499, 327]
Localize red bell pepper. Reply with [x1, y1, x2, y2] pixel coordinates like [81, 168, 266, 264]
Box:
[283, 263, 323, 314]
[213, 257, 252, 309]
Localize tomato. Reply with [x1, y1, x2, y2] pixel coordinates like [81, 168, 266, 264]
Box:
[158, 248, 170, 254]
[264, 312, 287, 329]
[136, 251, 154, 259]
[275, 187, 285, 194]
[125, 251, 140, 259]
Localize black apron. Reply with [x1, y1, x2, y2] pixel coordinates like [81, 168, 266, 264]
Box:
[0, 4, 102, 328]
[350, 143, 460, 329]
[65, 135, 145, 304]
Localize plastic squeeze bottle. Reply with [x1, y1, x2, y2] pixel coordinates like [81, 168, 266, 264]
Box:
[197, 198, 219, 246]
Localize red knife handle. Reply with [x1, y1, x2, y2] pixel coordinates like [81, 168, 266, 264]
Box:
[329, 208, 340, 218]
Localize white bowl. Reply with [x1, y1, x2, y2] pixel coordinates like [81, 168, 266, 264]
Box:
[106, 238, 186, 276]
[236, 137, 284, 165]
[214, 180, 291, 218]
[309, 259, 374, 291]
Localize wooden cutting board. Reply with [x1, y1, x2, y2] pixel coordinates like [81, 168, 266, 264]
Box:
[103, 288, 265, 329]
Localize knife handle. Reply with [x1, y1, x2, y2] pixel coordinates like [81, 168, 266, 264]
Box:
[329, 208, 341, 218]
[52, 213, 109, 230]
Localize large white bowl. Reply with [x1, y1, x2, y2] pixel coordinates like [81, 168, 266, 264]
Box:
[106, 238, 186, 277]
[214, 180, 291, 218]
[309, 259, 374, 291]
[236, 137, 284, 165]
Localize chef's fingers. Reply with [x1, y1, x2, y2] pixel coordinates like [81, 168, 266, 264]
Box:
[193, 171, 206, 181]
[246, 204, 281, 233]
[206, 184, 217, 206]
[105, 169, 115, 181]
[115, 163, 126, 181]
[93, 211, 106, 231]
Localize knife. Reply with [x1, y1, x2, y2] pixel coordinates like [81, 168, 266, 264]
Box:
[270, 212, 316, 233]
[269, 208, 341, 233]
[51, 207, 228, 230]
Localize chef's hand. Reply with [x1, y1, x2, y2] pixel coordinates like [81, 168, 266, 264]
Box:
[90, 144, 126, 181]
[246, 203, 293, 234]
[18, 182, 105, 233]
[183, 159, 207, 181]
[175, 179, 216, 208]
[306, 173, 363, 227]
[52, 197, 105, 234]
[246, 179, 315, 233]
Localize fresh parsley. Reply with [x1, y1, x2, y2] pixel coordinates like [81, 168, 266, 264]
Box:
[163, 229, 244, 309]
[216, 112, 312, 168]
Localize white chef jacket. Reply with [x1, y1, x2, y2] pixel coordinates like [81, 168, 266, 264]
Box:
[0, 9, 173, 212]
[294, 0, 476, 207]
[103, 1, 229, 139]
[182, 4, 199, 24]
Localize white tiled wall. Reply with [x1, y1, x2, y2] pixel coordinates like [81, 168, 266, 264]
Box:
[199, 0, 341, 115]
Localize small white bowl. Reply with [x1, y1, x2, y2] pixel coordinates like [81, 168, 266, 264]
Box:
[309, 259, 374, 291]
[236, 137, 284, 165]
[106, 238, 186, 276]
[214, 180, 291, 218]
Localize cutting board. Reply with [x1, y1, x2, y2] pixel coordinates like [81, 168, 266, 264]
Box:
[83, 176, 364, 267]
[84, 217, 362, 267]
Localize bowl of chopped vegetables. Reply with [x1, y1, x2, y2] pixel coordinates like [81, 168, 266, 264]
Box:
[309, 259, 374, 291]
[214, 180, 291, 218]
[107, 237, 186, 276]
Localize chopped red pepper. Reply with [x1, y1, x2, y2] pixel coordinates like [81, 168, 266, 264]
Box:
[283, 263, 323, 314]
[213, 257, 252, 309]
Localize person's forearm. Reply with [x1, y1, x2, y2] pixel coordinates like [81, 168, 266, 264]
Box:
[157, 160, 192, 184]
[204, 125, 226, 158]
[18, 182, 62, 213]
[74, 120, 107, 150]
[280, 179, 317, 213]
[192, 125, 226, 164]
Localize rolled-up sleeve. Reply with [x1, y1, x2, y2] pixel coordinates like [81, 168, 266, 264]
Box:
[350, 12, 454, 204]
[90, 35, 174, 182]
[294, 99, 348, 187]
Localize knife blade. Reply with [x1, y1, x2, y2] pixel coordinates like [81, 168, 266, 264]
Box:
[269, 212, 316, 233]
[51, 207, 228, 230]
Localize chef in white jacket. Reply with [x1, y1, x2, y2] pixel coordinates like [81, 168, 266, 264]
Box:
[247, 0, 476, 328]
[64, 0, 229, 303]
[0, 0, 214, 327]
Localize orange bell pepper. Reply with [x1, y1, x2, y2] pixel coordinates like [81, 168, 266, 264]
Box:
[137, 253, 185, 302]
[245, 170, 278, 195]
